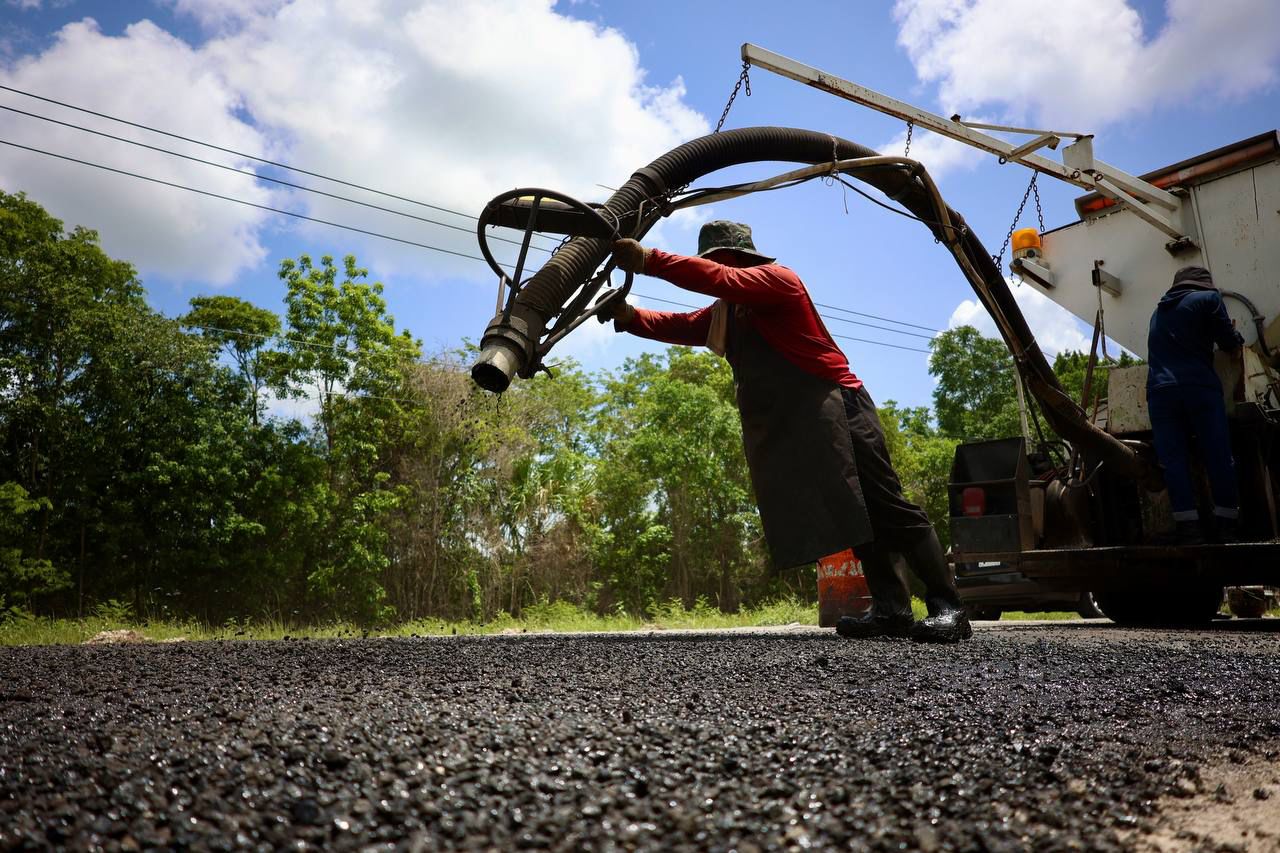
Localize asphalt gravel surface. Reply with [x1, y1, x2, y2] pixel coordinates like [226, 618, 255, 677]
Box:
[3, 622, 1279, 851]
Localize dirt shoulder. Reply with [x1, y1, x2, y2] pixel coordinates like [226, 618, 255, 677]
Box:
[1130, 751, 1280, 851]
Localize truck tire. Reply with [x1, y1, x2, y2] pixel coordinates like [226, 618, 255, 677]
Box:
[1076, 592, 1106, 620]
[1226, 587, 1268, 619]
[1095, 584, 1224, 626]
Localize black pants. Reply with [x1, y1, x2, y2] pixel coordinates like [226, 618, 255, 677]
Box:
[841, 386, 960, 614]
[840, 386, 933, 549]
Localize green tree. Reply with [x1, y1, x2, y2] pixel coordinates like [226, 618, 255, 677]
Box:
[272, 254, 423, 623]
[0, 481, 67, 613]
[181, 295, 280, 424]
[0, 191, 288, 620]
[929, 325, 1023, 440]
[1051, 349, 1142, 412]
[876, 402, 960, 549]
[0, 191, 144, 569]
[591, 350, 763, 612]
[274, 254, 419, 455]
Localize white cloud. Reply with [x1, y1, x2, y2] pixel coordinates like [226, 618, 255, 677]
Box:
[201, 0, 707, 281]
[880, 125, 984, 179]
[0, 19, 276, 284]
[262, 386, 319, 422]
[946, 279, 1093, 357]
[6, 0, 64, 10]
[893, 0, 1280, 130]
[166, 0, 288, 31]
[0, 1, 707, 287]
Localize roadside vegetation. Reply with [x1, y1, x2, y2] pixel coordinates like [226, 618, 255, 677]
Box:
[2, 191, 1120, 640]
[0, 597, 838, 646]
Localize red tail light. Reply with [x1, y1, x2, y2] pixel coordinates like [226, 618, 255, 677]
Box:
[962, 487, 986, 518]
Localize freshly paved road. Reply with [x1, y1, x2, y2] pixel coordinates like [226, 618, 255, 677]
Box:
[2, 621, 1279, 851]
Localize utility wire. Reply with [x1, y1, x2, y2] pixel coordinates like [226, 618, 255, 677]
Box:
[2, 136, 938, 356]
[1, 84, 943, 334]
[0, 85, 945, 335]
[631, 293, 932, 354]
[812, 302, 938, 333]
[0, 83, 490, 225]
[0, 103, 555, 254]
[0, 137, 501, 263]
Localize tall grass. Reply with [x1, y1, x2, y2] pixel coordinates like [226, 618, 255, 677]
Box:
[0, 597, 832, 647]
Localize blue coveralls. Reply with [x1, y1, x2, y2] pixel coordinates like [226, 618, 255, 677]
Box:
[1145, 268, 1244, 523]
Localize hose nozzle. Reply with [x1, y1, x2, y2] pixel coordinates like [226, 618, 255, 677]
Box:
[470, 307, 543, 393]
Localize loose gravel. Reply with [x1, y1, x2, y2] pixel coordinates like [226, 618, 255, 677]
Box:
[2, 623, 1279, 851]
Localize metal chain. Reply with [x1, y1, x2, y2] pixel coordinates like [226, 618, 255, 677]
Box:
[646, 60, 752, 222]
[903, 120, 914, 158]
[1032, 174, 1045, 233]
[714, 61, 751, 134]
[993, 172, 1041, 270]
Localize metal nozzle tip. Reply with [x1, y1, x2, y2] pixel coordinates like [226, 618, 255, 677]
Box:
[471, 360, 512, 394]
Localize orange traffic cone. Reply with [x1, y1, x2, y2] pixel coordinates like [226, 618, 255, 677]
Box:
[816, 548, 872, 627]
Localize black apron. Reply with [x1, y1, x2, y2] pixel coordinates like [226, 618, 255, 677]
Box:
[727, 305, 875, 570]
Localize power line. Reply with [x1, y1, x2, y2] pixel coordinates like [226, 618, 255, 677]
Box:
[1, 84, 946, 334]
[816, 313, 933, 340]
[0, 103, 557, 254]
[629, 293, 932, 354]
[632, 292, 932, 340]
[0, 137, 502, 264]
[830, 333, 930, 355]
[0, 83, 491, 226]
[2, 136, 936, 357]
[812, 302, 938, 333]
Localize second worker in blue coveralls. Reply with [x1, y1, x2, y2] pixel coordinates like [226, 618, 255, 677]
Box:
[1146, 265, 1244, 543]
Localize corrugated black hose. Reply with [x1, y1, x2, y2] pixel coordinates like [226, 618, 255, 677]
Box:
[470, 126, 1150, 484]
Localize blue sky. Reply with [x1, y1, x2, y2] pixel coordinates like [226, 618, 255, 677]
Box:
[2, 0, 1278, 412]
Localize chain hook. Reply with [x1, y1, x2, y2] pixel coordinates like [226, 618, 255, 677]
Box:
[714, 60, 752, 134]
[993, 172, 1041, 272]
[904, 119, 914, 158]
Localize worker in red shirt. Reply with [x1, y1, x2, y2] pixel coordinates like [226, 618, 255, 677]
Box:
[606, 221, 970, 643]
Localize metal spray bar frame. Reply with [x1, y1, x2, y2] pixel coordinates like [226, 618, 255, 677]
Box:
[740, 44, 1191, 243]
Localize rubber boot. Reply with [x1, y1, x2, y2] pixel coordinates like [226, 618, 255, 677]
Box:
[902, 528, 972, 644]
[901, 528, 963, 616]
[835, 546, 914, 639]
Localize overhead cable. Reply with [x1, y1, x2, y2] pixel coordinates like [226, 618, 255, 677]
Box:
[0, 137, 497, 262]
[631, 293, 932, 354]
[0, 103, 556, 254]
[1, 136, 938, 356]
[0, 85, 944, 335]
[0, 83, 488, 224]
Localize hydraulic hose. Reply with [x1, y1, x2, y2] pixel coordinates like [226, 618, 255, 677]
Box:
[470, 126, 1151, 484]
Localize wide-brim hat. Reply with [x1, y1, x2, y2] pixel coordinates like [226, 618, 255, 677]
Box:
[697, 220, 776, 264]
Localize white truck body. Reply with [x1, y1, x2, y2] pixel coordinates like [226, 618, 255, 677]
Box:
[1037, 132, 1280, 358]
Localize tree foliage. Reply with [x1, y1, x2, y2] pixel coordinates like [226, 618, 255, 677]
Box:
[1051, 348, 1142, 412]
[181, 295, 280, 423]
[876, 402, 959, 550]
[13, 192, 1131, 627]
[929, 325, 1023, 441]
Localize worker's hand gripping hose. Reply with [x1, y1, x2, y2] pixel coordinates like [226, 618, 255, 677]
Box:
[470, 126, 1156, 486]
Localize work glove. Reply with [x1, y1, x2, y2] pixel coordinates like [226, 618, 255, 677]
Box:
[597, 295, 636, 332]
[611, 238, 649, 275]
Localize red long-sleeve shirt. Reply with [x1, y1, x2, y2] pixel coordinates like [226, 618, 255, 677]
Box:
[626, 249, 863, 390]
